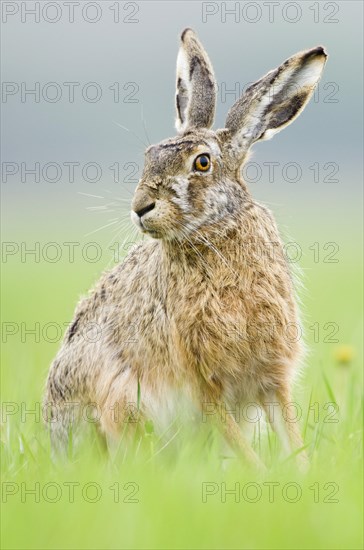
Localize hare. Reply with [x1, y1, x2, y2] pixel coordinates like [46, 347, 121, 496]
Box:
[44, 29, 327, 468]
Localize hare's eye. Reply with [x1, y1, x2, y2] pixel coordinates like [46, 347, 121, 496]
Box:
[194, 154, 211, 172]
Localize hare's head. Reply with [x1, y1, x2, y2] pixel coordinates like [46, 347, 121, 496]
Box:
[131, 28, 327, 241]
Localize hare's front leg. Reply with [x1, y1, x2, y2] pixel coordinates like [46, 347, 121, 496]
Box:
[222, 409, 266, 471]
[262, 388, 309, 470]
[203, 396, 266, 471]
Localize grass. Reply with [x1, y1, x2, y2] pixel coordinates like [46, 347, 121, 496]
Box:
[1, 224, 363, 549]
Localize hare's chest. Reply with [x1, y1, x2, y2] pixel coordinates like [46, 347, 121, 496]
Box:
[170, 280, 249, 361]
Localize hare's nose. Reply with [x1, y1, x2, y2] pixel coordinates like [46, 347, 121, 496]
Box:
[134, 202, 155, 218]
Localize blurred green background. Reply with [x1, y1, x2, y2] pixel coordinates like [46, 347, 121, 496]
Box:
[1, 1, 363, 549]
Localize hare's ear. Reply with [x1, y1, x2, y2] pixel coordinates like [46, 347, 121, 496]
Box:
[175, 28, 217, 134]
[225, 46, 327, 157]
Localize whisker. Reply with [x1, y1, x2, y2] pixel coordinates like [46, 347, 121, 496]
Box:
[178, 225, 214, 277]
[104, 224, 141, 270]
[113, 120, 148, 149]
[84, 219, 119, 237]
[141, 104, 151, 146]
[78, 192, 104, 199]
[193, 228, 241, 281]
[87, 206, 117, 212]
[111, 179, 136, 200]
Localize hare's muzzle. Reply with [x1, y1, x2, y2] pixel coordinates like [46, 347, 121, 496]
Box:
[131, 194, 158, 234]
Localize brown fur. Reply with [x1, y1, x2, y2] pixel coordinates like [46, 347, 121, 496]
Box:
[44, 30, 327, 468]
